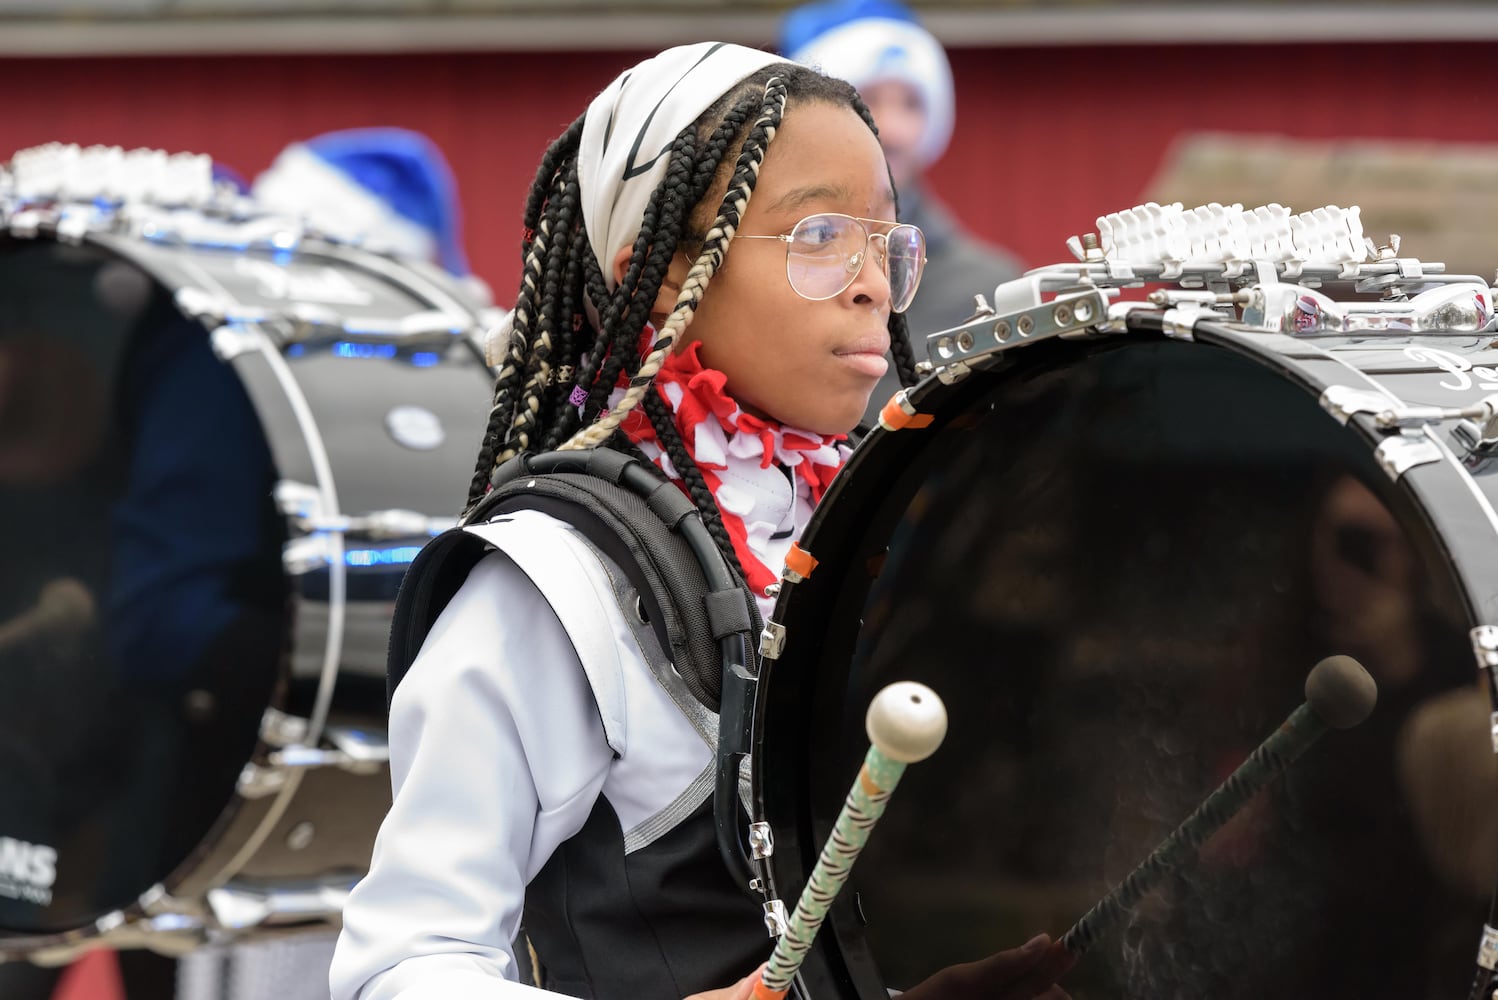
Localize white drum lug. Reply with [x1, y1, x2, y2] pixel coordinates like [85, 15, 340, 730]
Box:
[762, 899, 789, 938]
[748, 821, 774, 860]
[936, 360, 972, 386]
[269, 734, 389, 776]
[1472, 626, 1498, 670]
[260, 706, 308, 748]
[208, 322, 265, 359]
[137, 883, 204, 921]
[237, 761, 289, 800]
[205, 874, 356, 932]
[1472, 628, 1498, 754]
[177, 287, 226, 327]
[759, 620, 787, 661]
[325, 724, 392, 768]
[1375, 435, 1443, 480]
[1319, 385, 1391, 425]
[1479, 924, 1498, 971]
[1160, 305, 1204, 341]
[281, 534, 335, 575]
[7, 209, 46, 239]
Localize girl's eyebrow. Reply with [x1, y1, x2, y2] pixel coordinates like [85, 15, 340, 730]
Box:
[766, 183, 851, 215]
[766, 184, 899, 216]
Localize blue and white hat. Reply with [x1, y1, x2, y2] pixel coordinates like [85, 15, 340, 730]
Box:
[781, 0, 955, 168]
[252, 126, 469, 275]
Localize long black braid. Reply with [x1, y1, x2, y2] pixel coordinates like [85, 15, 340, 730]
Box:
[463, 63, 919, 581]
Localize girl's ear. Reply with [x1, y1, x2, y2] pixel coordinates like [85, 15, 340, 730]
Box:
[613, 243, 690, 332]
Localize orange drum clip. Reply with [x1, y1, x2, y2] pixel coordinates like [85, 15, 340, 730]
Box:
[877, 390, 934, 432]
[783, 542, 819, 583]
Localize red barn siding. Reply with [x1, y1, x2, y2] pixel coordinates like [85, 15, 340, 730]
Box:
[1, 42, 1492, 302]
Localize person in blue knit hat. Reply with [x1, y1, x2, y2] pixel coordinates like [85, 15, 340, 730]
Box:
[253, 126, 471, 277]
[782, 0, 1024, 422]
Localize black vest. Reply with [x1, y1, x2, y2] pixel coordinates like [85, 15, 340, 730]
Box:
[524, 796, 767, 999]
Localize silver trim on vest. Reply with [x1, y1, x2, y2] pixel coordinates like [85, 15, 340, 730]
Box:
[621, 766, 715, 857]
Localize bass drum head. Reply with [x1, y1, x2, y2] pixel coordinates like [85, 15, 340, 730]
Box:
[763, 335, 1493, 999]
[0, 237, 288, 934]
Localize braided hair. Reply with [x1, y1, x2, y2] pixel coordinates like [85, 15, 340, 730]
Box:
[464, 62, 918, 576]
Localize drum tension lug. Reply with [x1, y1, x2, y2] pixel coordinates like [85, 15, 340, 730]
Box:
[748, 821, 774, 860]
[1471, 627, 1498, 754]
[1477, 923, 1498, 972]
[1160, 305, 1203, 341]
[936, 360, 972, 386]
[763, 899, 789, 938]
[759, 621, 787, 661]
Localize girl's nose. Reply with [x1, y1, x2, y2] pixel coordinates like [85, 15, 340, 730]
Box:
[847, 236, 892, 307]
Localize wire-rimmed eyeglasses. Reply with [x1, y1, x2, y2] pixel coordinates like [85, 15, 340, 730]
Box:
[732, 212, 927, 314]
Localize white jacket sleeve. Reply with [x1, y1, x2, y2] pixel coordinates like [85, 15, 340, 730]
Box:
[329, 548, 614, 1000]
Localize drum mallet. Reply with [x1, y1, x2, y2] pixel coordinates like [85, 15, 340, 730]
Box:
[751, 681, 948, 1000]
[1059, 654, 1377, 958]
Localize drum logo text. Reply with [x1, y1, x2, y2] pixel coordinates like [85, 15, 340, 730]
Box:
[1403, 345, 1498, 392]
[0, 837, 56, 906]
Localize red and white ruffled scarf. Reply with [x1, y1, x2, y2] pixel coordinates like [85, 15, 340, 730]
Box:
[615, 341, 850, 605]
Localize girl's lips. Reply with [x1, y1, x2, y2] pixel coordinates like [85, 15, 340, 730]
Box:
[833, 350, 889, 379]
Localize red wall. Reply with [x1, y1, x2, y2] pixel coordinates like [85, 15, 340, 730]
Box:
[1, 42, 1492, 303]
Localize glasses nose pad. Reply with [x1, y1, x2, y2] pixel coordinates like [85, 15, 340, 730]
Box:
[845, 250, 865, 275]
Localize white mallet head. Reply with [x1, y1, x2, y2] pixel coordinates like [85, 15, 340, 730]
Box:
[865, 681, 948, 763]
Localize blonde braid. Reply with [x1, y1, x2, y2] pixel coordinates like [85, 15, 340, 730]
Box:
[559, 76, 790, 451]
[492, 235, 545, 459]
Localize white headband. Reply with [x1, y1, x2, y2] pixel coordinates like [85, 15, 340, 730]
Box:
[578, 42, 785, 291]
[789, 18, 954, 168]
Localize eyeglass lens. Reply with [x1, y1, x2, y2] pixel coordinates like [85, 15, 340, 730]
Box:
[785, 214, 924, 313]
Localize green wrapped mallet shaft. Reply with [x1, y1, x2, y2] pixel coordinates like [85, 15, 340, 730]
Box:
[752, 681, 948, 1000]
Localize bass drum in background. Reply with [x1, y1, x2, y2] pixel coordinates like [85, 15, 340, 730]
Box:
[0, 217, 495, 957]
[752, 314, 1498, 999]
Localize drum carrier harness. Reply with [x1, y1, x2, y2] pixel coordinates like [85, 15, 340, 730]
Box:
[385, 448, 771, 994]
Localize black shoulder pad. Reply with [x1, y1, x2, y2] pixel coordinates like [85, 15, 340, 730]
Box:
[385, 527, 495, 709]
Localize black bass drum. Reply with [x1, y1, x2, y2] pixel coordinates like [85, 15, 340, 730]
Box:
[0, 145, 496, 959]
[752, 283, 1498, 999]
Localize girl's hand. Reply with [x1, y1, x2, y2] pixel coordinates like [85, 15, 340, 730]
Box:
[684, 963, 768, 1000]
[898, 934, 1075, 1000]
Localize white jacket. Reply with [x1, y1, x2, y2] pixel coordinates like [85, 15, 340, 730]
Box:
[331, 445, 815, 1000]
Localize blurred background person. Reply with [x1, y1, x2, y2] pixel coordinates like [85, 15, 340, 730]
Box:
[253, 126, 471, 278]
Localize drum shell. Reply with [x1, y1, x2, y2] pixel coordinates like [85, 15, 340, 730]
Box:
[752, 320, 1498, 999]
[0, 230, 493, 951]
